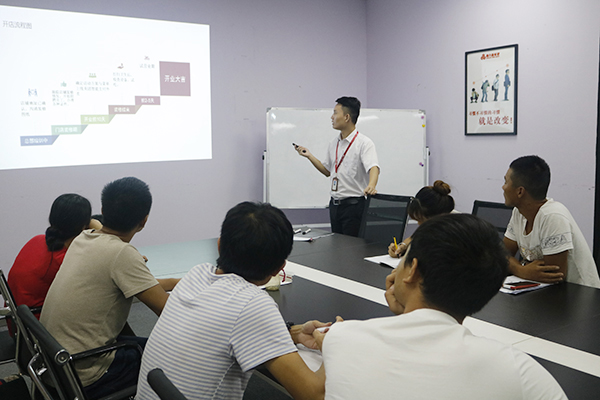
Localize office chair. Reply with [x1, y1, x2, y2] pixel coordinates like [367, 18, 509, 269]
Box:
[148, 368, 188, 400]
[0, 269, 38, 372]
[0, 269, 17, 365]
[358, 194, 412, 245]
[0, 304, 16, 366]
[471, 200, 514, 237]
[17, 304, 141, 400]
[0, 269, 41, 400]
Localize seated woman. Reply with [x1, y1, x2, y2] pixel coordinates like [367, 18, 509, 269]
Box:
[7, 194, 101, 322]
[388, 180, 454, 258]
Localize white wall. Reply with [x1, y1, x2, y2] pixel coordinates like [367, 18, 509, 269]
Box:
[366, 0, 600, 248]
[0, 0, 368, 271]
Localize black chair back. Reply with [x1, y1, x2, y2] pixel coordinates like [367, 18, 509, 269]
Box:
[0, 269, 36, 373]
[0, 329, 15, 366]
[148, 368, 188, 400]
[358, 194, 412, 245]
[18, 304, 86, 400]
[18, 304, 139, 400]
[0, 269, 16, 365]
[471, 200, 514, 237]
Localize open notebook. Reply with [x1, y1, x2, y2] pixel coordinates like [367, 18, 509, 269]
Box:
[364, 254, 400, 269]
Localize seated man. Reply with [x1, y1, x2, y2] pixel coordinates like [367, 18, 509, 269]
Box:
[502, 155, 600, 287]
[315, 214, 567, 399]
[136, 202, 328, 400]
[40, 177, 179, 399]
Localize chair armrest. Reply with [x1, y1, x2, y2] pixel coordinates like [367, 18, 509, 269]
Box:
[30, 306, 42, 314]
[1, 305, 41, 317]
[71, 340, 143, 361]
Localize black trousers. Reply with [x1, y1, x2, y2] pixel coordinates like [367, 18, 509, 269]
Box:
[83, 336, 147, 399]
[329, 197, 366, 237]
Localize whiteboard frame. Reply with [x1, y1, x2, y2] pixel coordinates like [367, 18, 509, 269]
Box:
[264, 107, 428, 209]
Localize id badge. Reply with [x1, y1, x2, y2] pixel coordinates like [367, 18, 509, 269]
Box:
[331, 177, 339, 192]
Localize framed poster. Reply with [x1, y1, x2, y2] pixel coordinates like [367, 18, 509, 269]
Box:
[465, 44, 518, 135]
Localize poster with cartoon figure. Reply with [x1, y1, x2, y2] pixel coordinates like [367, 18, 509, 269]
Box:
[465, 44, 518, 135]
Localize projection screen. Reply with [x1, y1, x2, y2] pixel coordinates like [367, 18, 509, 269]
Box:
[0, 5, 212, 170]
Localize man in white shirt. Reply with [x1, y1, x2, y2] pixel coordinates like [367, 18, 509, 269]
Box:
[502, 155, 600, 287]
[314, 214, 567, 399]
[294, 97, 380, 236]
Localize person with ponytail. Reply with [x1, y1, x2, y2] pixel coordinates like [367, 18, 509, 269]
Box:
[388, 180, 455, 258]
[7, 194, 101, 315]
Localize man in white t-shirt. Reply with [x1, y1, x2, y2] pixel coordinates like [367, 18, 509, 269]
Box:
[313, 214, 567, 399]
[294, 97, 380, 236]
[502, 155, 600, 287]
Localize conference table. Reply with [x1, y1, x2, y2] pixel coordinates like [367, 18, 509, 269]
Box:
[140, 231, 600, 399]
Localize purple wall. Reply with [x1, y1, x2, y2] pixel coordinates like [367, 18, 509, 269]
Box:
[366, 0, 600, 248]
[0, 0, 368, 271]
[1, 0, 599, 273]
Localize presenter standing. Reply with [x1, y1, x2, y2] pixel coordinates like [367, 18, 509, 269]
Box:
[294, 97, 380, 236]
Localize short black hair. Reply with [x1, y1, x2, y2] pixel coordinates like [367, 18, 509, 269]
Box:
[509, 155, 551, 201]
[217, 202, 293, 282]
[407, 180, 454, 222]
[405, 214, 508, 317]
[45, 193, 92, 251]
[336, 96, 361, 124]
[101, 177, 152, 232]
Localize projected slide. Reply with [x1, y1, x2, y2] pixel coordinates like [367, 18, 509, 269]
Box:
[0, 6, 211, 170]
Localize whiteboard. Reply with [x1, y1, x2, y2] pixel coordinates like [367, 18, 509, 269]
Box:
[265, 108, 428, 209]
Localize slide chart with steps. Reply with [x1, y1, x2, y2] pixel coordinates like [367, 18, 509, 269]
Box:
[1, 5, 212, 170]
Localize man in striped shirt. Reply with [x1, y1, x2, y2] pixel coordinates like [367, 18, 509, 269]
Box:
[136, 202, 328, 400]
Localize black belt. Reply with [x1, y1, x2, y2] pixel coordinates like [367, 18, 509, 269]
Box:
[330, 197, 364, 206]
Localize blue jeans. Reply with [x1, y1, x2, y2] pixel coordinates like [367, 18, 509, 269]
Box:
[83, 336, 147, 400]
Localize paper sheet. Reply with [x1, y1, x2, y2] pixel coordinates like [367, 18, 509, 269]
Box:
[364, 254, 400, 268]
[500, 275, 553, 295]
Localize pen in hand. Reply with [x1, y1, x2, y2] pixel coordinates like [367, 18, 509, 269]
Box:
[292, 143, 307, 154]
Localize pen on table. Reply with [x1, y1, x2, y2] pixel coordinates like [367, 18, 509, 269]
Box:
[506, 281, 540, 290]
[303, 228, 311, 235]
[308, 233, 334, 243]
[293, 228, 302, 234]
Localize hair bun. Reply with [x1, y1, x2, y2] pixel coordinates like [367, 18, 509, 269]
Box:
[432, 180, 451, 196]
[45, 226, 67, 240]
[45, 226, 68, 251]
